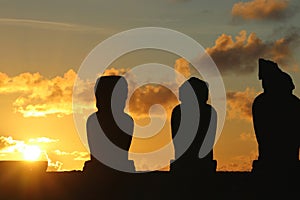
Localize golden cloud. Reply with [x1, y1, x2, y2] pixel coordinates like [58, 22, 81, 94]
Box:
[174, 58, 191, 84]
[217, 151, 258, 172]
[0, 136, 20, 150]
[206, 30, 299, 74]
[128, 84, 179, 120]
[46, 149, 89, 171]
[0, 66, 180, 118]
[232, 0, 290, 21]
[102, 67, 129, 76]
[132, 157, 170, 172]
[53, 149, 89, 161]
[0, 70, 76, 117]
[28, 137, 59, 144]
[240, 132, 257, 142]
[47, 159, 63, 171]
[227, 88, 258, 121]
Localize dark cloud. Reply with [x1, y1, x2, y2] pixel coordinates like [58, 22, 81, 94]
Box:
[128, 84, 179, 119]
[206, 30, 300, 74]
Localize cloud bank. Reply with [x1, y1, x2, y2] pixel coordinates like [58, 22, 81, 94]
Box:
[226, 88, 258, 121]
[206, 30, 299, 74]
[0, 69, 76, 117]
[0, 65, 183, 118]
[232, 0, 292, 21]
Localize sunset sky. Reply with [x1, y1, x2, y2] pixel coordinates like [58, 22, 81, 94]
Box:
[0, 0, 299, 172]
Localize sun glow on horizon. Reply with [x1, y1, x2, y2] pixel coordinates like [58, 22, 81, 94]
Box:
[23, 145, 42, 161]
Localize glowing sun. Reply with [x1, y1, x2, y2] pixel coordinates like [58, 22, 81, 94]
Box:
[23, 145, 42, 161]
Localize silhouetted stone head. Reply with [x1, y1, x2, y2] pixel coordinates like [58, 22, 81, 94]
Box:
[179, 77, 209, 104]
[94, 76, 128, 110]
[258, 58, 295, 94]
[258, 58, 282, 80]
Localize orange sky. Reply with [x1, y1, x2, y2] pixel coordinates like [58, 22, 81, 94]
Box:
[0, 0, 299, 172]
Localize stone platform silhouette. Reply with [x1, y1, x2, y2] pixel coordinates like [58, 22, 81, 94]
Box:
[0, 160, 298, 200]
